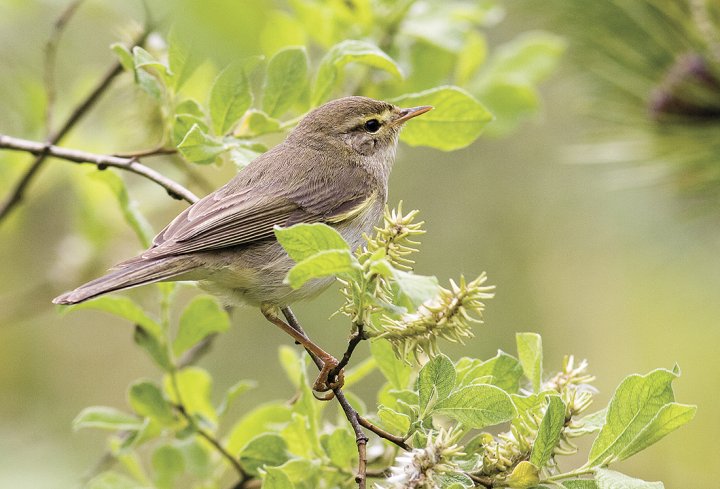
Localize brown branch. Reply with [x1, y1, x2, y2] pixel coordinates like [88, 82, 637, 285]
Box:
[357, 416, 410, 451]
[0, 29, 149, 224]
[280, 307, 415, 489]
[0, 134, 198, 204]
[330, 321, 366, 380]
[173, 402, 248, 482]
[113, 147, 178, 158]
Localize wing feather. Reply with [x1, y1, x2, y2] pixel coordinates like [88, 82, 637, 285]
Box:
[137, 143, 377, 260]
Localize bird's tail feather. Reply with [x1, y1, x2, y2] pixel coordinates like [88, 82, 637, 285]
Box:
[53, 256, 197, 305]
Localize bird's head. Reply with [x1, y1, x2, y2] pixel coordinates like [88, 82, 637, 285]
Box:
[288, 96, 432, 158]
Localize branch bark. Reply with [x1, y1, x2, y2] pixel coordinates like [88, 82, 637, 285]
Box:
[0, 134, 198, 204]
[0, 29, 149, 224]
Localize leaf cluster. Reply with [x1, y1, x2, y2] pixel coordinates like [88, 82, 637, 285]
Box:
[69, 209, 695, 489]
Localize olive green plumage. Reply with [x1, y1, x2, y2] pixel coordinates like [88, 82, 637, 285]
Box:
[53, 96, 431, 307]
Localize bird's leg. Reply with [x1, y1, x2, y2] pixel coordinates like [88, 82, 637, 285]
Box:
[261, 304, 344, 393]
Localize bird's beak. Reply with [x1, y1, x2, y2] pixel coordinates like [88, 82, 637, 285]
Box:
[393, 105, 433, 126]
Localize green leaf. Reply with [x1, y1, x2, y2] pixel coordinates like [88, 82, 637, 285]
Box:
[172, 99, 208, 145]
[278, 344, 303, 388]
[392, 269, 440, 309]
[434, 384, 516, 428]
[563, 481, 599, 489]
[455, 351, 523, 392]
[111, 43, 135, 73]
[377, 406, 411, 434]
[456, 30, 487, 85]
[132, 47, 170, 75]
[227, 402, 293, 455]
[595, 469, 664, 489]
[274, 223, 349, 263]
[63, 296, 162, 339]
[128, 380, 176, 426]
[89, 170, 154, 248]
[505, 461, 540, 489]
[285, 249, 360, 288]
[178, 439, 212, 479]
[530, 395, 566, 467]
[263, 47, 308, 117]
[227, 140, 267, 169]
[476, 80, 539, 137]
[575, 408, 607, 435]
[588, 368, 690, 466]
[235, 110, 282, 137]
[274, 459, 321, 489]
[168, 29, 202, 91]
[73, 406, 143, 431]
[483, 31, 566, 85]
[85, 471, 144, 489]
[321, 427, 357, 468]
[163, 367, 217, 426]
[313, 40, 402, 104]
[516, 332, 543, 392]
[262, 466, 296, 489]
[217, 379, 257, 416]
[417, 353, 456, 412]
[173, 295, 230, 358]
[152, 444, 184, 489]
[370, 338, 411, 390]
[281, 413, 317, 458]
[133, 324, 172, 371]
[616, 402, 696, 460]
[177, 124, 227, 164]
[209, 61, 252, 135]
[433, 472, 475, 488]
[393, 86, 493, 151]
[239, 433, 289, 476]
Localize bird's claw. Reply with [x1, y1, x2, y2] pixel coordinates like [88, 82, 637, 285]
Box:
[312, 358, 345, 400]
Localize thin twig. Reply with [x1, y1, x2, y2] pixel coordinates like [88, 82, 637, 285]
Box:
[44, 0, 86, 134]
[281, 307, 393, 489]
[0, 134, 198, 204]
[113, 147, 178, 158]
[357, 416, 410, 451]
[173, 402, 248, 481]
[330, 321, 366, 380]
[0, 29, 149, 224]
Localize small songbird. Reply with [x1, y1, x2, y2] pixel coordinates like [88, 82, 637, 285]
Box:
[53, 96, 431, 390]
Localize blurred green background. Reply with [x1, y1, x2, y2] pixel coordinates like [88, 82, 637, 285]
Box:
[1, 1, 717, 487]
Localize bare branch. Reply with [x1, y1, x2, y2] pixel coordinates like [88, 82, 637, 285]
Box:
[0, 134, 198, 204]
[44, 0, 86, 134]
[281, 307, 393, 489]
[0, 29, 149, 224]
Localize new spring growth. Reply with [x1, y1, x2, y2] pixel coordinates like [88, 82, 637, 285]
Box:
[338, 203, 425, 326]
[379, 428, 465, 489]
[478, 356, 596, 480]
[379, 274, 495, 361]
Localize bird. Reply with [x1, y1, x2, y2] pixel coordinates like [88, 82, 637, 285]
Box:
[53, 96, 432, 391]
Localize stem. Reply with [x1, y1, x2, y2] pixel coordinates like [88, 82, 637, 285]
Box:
[330, 321, 366, 380]
[540, 466, 597, 483]
[0, 29, 149, 223]
[357, 416, 410, 451]
[0, 134, 198, 204]
[172, 400, 248, 481]
[280, 307, 371, 489]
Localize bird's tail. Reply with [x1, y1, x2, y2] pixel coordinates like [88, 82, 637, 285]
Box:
[53, 256, 198, 305]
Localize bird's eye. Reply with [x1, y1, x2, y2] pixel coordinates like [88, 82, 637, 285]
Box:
[364, 119, 381, 133]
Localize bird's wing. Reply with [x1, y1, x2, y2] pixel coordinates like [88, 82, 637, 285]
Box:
[132, 156, 375, 261]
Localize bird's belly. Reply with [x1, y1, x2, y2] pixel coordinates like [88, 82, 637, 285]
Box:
[196, 201, 383, 307]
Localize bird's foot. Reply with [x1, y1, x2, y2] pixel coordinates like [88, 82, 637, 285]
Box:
[312, 357, 345, 400]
